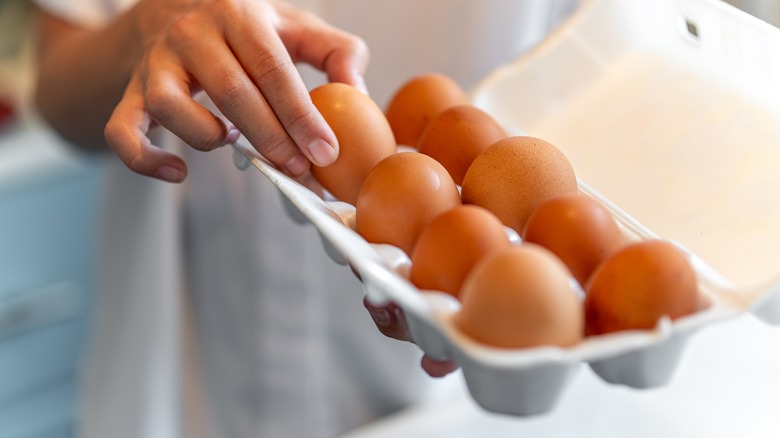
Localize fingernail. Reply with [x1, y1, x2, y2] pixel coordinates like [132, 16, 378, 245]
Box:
[371, 309, 392, 327]
[156, 166, 185, 183]
[308, 138, 338, 166]
[222, 128, 241, 146]
[284, 153, 310, 176]
[354, 75, 369, 95]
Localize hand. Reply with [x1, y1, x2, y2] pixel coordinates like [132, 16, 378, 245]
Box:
[104, 0, 369, 182]
[363, 297, 459, 378]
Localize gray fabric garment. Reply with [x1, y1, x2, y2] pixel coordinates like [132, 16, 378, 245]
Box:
[31, 0, 580, 437]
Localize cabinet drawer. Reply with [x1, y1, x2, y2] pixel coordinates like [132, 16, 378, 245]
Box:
[0, 163, 101, 410]
[0, 381, 76, 438]
[0, 282, 87, 403]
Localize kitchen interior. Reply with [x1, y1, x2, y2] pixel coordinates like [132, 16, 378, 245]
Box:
[2, 1, 780, 437]
[1, 1, 102, 437]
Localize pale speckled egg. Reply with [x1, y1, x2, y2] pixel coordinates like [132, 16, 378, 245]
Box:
[455, 244, 584, 349]
[461, 136, 577, 235]
[310, 82, 396, 205]
[356, 152, 461, 256]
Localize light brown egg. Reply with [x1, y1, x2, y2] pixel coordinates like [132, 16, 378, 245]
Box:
[523, 193, 624, 286]
[461, 136, 577, 235]
[385, 73, 468, 147]
[410, 205, 511, 299]
[310, 82, 396, 205]
[455, 244, 584, 349]
[417, 105, 507, 185]
[356, 152, 461, 255]
[584, 240, 699, 336]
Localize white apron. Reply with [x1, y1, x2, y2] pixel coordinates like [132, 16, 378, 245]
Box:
[32, 1, 578, 437]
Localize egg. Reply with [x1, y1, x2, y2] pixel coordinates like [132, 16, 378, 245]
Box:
[410, 205, 511, 298]
[385, 73, 469, 147]
[523, 193, 624, 286]
[584, 240, 699, 336]
[455, 244, 584, 349]
[356, 152, 461, 255]
[417, 105, 507, 185]
[310, 82, 396, 205]
[461, 136, 578, 234]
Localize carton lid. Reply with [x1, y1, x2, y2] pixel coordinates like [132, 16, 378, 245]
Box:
[471, 0, 780, 295]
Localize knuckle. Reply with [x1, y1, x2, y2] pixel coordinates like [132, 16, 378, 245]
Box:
[103, 119, 122, 148]
[343, 35, 370, 67]
[104, 118, 150, 175]
[251, 50, 294, 88]
[258, 131, 293, 160]
[349, 35, 369, 57]
[144, 83, 179, 122]
[214, 74, 252, 109]
[284, 105, 317, 135]
[166, 12, 200, 47]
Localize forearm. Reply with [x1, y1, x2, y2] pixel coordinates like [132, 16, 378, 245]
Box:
[34, 8, 141, 150]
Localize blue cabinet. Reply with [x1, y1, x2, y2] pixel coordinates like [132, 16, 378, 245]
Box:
[0, 142, 103, 438]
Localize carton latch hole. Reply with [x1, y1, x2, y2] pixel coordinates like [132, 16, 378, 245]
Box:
[685, 18, 700, 40]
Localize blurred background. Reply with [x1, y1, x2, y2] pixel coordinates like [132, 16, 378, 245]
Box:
[0, 1, 779, 437]
[1, 1, 102, 437]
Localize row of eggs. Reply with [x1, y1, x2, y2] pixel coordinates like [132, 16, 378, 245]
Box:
[307, 73, 699, 349]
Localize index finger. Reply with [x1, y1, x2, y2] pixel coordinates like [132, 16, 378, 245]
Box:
[105, 73, 188, 183]
[226, 6, 339, 168]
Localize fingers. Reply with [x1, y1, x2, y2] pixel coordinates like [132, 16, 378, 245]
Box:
[170, 17, 312, 177]
[104, 74, 188, 183]
[105, 43, 241, 183]
[276, 4, 370, 92]
[421, 356, 459, 378]
[363, 297, 410, 342]
[107, 1, 372, 182]
[363, 297, 460, 378]
[319, 37, 369, 93]
[142, 46, 241, 152]
[227, 6, 339, 168]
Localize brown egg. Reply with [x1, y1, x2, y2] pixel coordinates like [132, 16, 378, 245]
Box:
[584, 240, 699, 336]
[455, 244, 583, 349]
[310, 82, 396, 205]
[356, 152, 461, 255]
[523, 193, 624, 286]
[385, 73, 469, 147]
[417, 105, 507, 185]
[461, 136, 577, 235]
[410, 205, 511, 298]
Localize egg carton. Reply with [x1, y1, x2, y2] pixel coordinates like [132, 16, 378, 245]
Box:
[231, 0, 780, 416]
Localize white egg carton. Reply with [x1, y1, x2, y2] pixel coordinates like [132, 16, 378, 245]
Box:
[231, 0, 780, 416]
